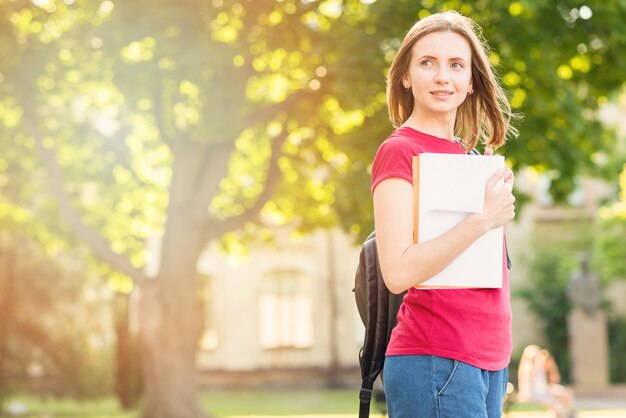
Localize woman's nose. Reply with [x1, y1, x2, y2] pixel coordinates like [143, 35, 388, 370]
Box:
[434, 68, 450, 84]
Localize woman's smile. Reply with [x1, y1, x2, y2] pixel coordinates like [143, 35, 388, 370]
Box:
[431, 89, 455, 97]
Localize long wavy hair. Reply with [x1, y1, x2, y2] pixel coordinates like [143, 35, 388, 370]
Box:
[386, 10, 519, 150]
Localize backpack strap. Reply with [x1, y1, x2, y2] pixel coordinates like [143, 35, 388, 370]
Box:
[357, 235, 387, 418]
[358, 379, 374, 418]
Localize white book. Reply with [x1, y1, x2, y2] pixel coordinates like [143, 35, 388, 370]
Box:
[412, 153, 505, 288]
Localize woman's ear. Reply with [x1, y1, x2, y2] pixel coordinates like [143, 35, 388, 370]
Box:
[402, 74, 410, 90]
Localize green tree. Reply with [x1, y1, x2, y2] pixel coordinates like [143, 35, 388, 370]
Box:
[516, 236, 579, 383]
[0, 231, 114, 409]
[1, 1, 370, 416]
[591, 106, 626, 383]
[594, 162, 626, 282]
[2, 1, 626, 417]
[332, 0, 626, 235]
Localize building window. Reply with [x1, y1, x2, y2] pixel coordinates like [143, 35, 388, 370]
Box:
[258, 269, 313, 349]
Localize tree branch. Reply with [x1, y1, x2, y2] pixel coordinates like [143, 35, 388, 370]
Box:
[153, 89, 179, 152]
[201, 129, 289, 241]
[190, 141, 235, 219]
[24, 110, 149, 287]
[244, 89, 314, 126]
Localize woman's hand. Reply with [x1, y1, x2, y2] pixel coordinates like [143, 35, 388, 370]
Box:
[479, 168, 516, 230]
[484, 147, 515, 228]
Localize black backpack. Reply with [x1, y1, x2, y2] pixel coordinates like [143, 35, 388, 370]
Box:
[353, 231, 405, 418]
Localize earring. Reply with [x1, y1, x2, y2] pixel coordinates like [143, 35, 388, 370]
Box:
[468, 89, 474, 95]
[405, 87, 411, 92]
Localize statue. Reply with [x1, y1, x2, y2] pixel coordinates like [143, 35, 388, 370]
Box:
[566, 253, 610, 389]
[566, 253, 602, 317]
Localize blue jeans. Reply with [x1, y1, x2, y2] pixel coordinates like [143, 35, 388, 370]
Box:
[383, 355, 508, 418]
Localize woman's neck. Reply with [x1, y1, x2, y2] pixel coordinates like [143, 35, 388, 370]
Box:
[403, 113, 456, 141]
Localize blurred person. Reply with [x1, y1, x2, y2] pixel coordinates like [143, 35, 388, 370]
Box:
[518, 344, 542, 402]
[371, 10, 518, 417]
[518, 345, 576, 418]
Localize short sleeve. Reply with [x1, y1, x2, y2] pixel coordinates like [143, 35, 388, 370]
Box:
[371, 138, 421, 193]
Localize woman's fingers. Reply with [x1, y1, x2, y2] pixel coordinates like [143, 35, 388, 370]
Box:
[487, 168, 506, 188]
[504, 167, 515, 186]
[484, 148, 514, 187]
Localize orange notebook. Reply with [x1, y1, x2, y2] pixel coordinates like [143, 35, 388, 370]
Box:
[412, 153, 505, 289]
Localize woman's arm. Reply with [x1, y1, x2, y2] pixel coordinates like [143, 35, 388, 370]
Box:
[373, 168, 515, 294]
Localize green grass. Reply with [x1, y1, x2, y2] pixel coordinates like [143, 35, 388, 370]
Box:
[3, 389, 383, 417]
[201, 388, 381, 416]
[2, 396, 135, 417]
[4, 388, 621, 418]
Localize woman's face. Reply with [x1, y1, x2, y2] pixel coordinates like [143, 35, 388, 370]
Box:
[403, 30, 473, 120]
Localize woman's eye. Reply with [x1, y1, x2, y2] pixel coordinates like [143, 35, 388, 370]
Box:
[420, 60, 433, 67]
[451, 62, 464, 69]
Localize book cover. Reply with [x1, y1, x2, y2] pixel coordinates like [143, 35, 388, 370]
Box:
[412, 153, 505, 288]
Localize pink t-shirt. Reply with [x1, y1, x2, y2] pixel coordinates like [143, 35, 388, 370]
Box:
[371, 126, 512, 371]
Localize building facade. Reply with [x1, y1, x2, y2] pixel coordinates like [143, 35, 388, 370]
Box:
[193, 170, 620, 389]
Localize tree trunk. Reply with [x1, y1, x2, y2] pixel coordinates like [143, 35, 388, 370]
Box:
[137, 279, 210, 418]
[114, 292, 142, 410]
[326, 231, 341, 387]
[0, 238, 14, 412]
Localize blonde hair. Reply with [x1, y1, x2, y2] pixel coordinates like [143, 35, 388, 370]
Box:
[386, 10, 518, 150]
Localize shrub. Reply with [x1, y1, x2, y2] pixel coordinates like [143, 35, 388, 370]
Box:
[516, 243, 577, 383]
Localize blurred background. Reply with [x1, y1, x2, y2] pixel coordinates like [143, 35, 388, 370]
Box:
[1, 0, 626, 417]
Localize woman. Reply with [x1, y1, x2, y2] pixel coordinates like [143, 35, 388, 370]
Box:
[371, 10, 518, 417]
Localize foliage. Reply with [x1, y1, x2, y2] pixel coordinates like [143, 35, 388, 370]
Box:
[0, 232, 114, 405]
[332, 0, 626, 240]
[514, 234, 582, 383]
[608, 316, 626, 383]
[593, 162, 626, 282]
[516, 217, 625, 384]
[2, 1, 626, 247]
[595, 157, 626, 383]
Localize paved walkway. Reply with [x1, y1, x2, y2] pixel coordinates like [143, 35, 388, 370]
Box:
[509, 413, 626, 418]
[508, 387, 626, 418]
